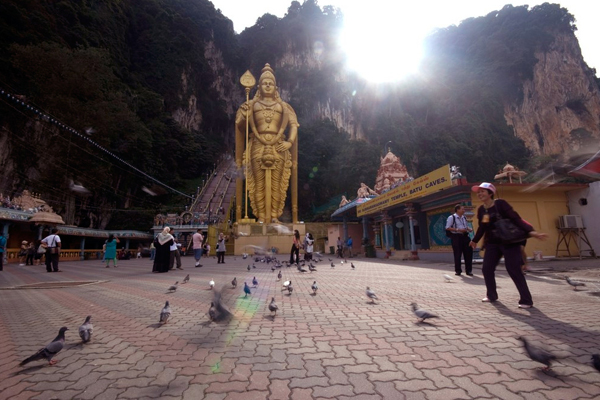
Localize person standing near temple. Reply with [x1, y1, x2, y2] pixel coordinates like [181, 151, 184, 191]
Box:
[153, 227, 173, 273]
[0, 231, 6, 271]
[169, 234, 183, 270]
[290, 230, 301, 264]
[104, 234, 120, 268]
[192, 229, 204, 268]
[150, 241, 156, 261]
[26, 241, 36, 266]
[446, 204, 474, 276]
[303, 233, 314, 261]
[42, 228, 61, 272]
[216, 233, 227, 264]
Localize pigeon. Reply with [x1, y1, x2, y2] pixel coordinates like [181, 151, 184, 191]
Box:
[330, 262, 335, 268]
[271, 265, 276, 272]
[209, 279, 215, 289]
[298, 265, 307, 273]
[252, 276, 258, 287]
[211, 286, 233, 322]
[351, 263, 355, 270]
[517, 336, 558, 371]
[277, 271, 282, 280]
[443, 274, 455, 283]
[78, 316, 93, 343]
[252, 264, 256, 269]
[411, 303, 439, 322]
[311, 281, 318, 294]
[366, 287, 378, 303]
[160, 301, 171, 324]
[182, 274, 190, 284]
[592, 354, 600, 372]
[232, 277, 238, 288]
[247, 265, 251, 271]
[287, 283, 294, 295]
[244, 282, 251, 297]
[268, 297, 278, 315]
[168, 282, 179, 292]
[328, 258, 332, 262]
[308, 264, 317, 272]
[566, 277, 585, 290]
[20, 327, 68, 366]
[282, 280, 291, 290]
[208, 302, 217, 321]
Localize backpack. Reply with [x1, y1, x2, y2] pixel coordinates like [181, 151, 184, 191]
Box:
[445, 215, 456, 238]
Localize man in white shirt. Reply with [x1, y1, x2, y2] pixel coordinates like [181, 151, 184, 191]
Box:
[192, 229, 204, 268]
[42, 228, 62, 272]
[446, 204, 473, 276]
[169, 235, 183, 270]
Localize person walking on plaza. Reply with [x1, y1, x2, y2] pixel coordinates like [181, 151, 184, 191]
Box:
[0, 231, 6, 271]
[290, 230, 301, 264]
[42, 228, 61, 272]
[336, 237, 343, 258]
[104, 234, 120, 268]
[26, 241, 36, 266]
[216, 233, 227, 264]
[153, 227, 173, 273]
[192, 229, 204, 267]
[19, 240, 28, 265]
[169, 235, 183, 270]
[346, 236, 353, 258]
[150, 242, 155, 260]
[469, 183, 547, 308]
[446, 204, 474, 276]
[304, 233, 314, 261]
[34, 240, 44, 265]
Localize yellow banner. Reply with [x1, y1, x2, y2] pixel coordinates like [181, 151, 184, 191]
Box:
[357, 165, 452, 217]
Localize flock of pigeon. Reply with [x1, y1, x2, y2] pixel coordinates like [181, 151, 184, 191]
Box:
[18, 256, 600, 375]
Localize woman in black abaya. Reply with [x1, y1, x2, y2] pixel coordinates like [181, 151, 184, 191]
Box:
[153, 227, 174, 273]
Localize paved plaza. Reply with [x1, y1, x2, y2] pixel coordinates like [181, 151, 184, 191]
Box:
[0, 254, 599, 400]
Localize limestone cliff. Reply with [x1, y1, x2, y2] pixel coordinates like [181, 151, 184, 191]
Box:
[504, 32, 600, 156]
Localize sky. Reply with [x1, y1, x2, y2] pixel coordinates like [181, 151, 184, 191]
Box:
[211, 0, 600, 83]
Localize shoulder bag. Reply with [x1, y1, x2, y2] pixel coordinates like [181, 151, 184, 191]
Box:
[493, 215, 528, 244]
[48, 236, 59, 254]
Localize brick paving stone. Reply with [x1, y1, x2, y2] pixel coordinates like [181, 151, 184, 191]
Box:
[449, 376, 494, 398]
[348, 373, 376, 394]
[312, 384, 355, 398]
[289, 376, 330, 389]
[269, 379, 291, 400]
[373, 382, 406, 400]
[1, 381, 35, 399]
[337, 395, 383, 400]
[118, 385, 165, 398]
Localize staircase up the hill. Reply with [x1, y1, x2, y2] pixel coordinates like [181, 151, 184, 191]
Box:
[191, 157, 237, 225]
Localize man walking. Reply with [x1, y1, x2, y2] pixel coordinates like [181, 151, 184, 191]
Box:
[169, 235, 183, 270]
[347, 236, 353, 258]
[192, 229, 204, 268]
[446, 204, 473, 276]
[42, 228, 62, 272]
[0, 231, 6, 271]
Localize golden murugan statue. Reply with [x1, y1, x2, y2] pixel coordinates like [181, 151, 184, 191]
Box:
[235, 64, 299, 223]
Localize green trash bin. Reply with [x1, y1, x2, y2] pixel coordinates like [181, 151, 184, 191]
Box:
[364, 244, 376, 258]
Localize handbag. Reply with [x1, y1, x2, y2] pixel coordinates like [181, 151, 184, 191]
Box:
[48, 235, 59, 254]
[493, 217, 528, 244]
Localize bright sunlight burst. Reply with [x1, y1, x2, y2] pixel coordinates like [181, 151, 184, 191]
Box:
[339, 3, 431, 83]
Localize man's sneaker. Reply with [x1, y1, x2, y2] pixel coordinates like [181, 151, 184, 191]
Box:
[518, 304, 533, 309]
[195, 264, 203, 268]
[482, 297, 496, 302]
[177, 267, 183, 270]
[466, 273, 474, 276]
[195, 262, 199, 267]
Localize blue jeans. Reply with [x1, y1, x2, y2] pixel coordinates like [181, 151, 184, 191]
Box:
[150, 248, 156, 260]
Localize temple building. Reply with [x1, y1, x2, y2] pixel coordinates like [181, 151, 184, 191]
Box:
[373, 151, 412, 194]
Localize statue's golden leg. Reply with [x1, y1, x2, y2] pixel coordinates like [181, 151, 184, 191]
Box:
[270, 157, 288, 221]
[251, 144, 266, 221]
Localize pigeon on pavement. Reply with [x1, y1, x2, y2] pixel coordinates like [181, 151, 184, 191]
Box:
[277, 271, 282, 280]
[411, 303, 439, 322]
[20, 327, 68, 366]
[232, 277, 237, 288]
[566, 277, 586, 290]
[517, 336, 557, 371]
[247, 265, 251, 271]
[312, 281, 318, 294]
[78, 316, 93, 343]
[268, 297, 278, 315]
[168, 282, 179, 292]
[287, 282, 294, 295]
[208, 302, 217, 321]
[351, 263, 355, 270]
[182, 274, 190, 284]
[366, 287, 378, 303]
[244, 282, 251, 297]
[209, 279, 215, 289]
[252, 276, 258, 287]
[443, 274, 455, 282]
[330, 262, 335, 268]
[160, 301, 171, 324]
[592, 354, 600, 372]
[282, 280, 291, 290]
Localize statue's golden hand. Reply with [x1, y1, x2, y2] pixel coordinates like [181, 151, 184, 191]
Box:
[275, 141, 292, 152]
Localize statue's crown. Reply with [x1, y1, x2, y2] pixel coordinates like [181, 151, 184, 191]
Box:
[259, 63, 276, 85]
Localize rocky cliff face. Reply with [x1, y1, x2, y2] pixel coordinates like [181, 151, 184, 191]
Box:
[504, 32, 600, 156]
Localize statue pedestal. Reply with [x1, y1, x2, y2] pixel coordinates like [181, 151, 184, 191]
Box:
[233, 222, 305, 256]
